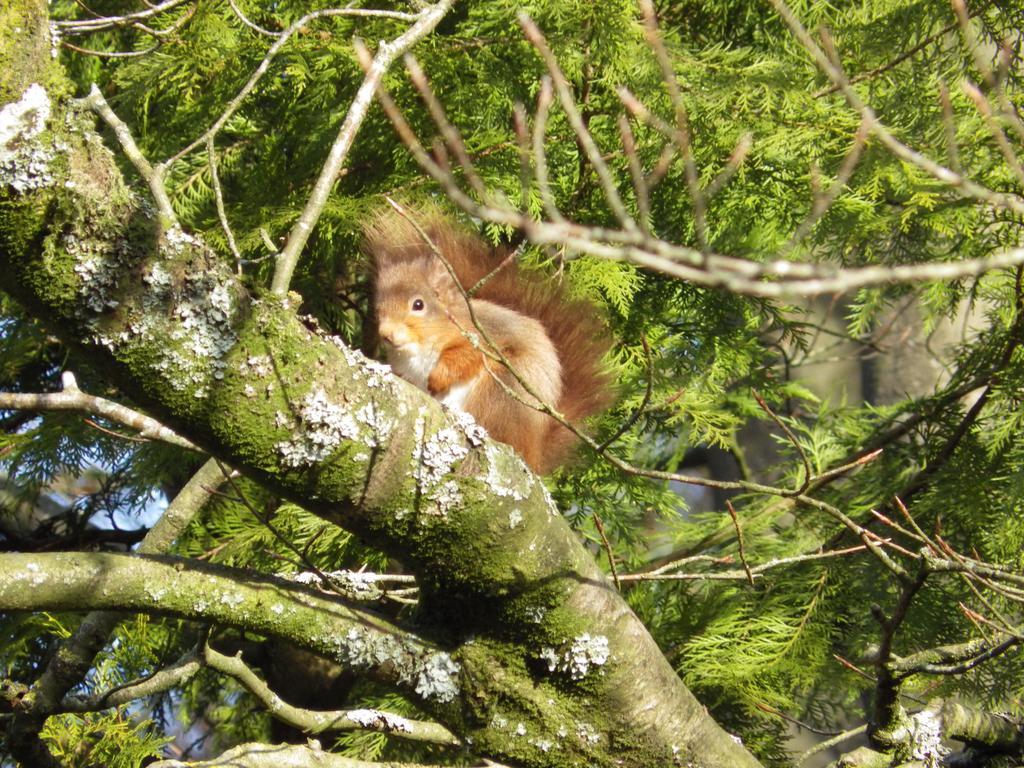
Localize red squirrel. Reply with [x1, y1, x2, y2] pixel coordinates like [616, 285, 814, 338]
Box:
[365, 211, 612, 474]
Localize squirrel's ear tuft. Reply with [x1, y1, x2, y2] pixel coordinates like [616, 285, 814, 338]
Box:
[361, 205, 455, 283]
[361, 204, 478, 287]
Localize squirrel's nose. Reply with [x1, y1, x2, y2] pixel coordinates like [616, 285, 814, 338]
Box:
[378, 321, 398, 345]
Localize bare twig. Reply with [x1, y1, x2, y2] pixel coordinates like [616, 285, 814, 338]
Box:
[226, 0, 277, 37]
[56, 0, 191, 33]
[202, 644, 459, 744]
[62, 650, 201, 711]
[779, 118, 870, 257]
[597, 335, 653, 451]
[752, 388, 812, 495]
[79, 86, 176, 224]
[207, 136, 243, 273]
[519, 14, 638, 234]
[0, 372, 199, 451]
[726, 500, 755, 587]
[766, 0, 1024, 217]
[620, 543, 868, 583]
[269, 0, 454, 295]
[638, 0, 706, 251]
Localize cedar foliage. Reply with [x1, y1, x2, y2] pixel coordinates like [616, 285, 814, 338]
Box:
[2, 0, 1023, 765]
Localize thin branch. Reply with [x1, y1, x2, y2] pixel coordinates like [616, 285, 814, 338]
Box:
[404, 54, 487, 199]
[226, 0, 278, 37]
[79, 86, 176, 225]
[962, 80, 1024, 190]
[166, 6, 424, 171]
[269, 0, 455, 295]
[812, 17, 961, 98]
[638, 0, 706, 251]
[752, 387, 812, 495]
[795, 724, 868, 766]
[938, 82, 963, 175]
[61, 41, 158, 58]
[378, 61, 1024, 296]
[0, 372, 199, 451]
[150, 742, 450, 768]
[55, 0, 191, 33]
[596, 334, 654, 451]
[620, 543, 868, 583]
[62, 650, 201, 711]
[519, 13, 638, 234]
[779, 118, 869, 257]
[726, 500, 755, 587]
[618, 115, 652, 230]
[202, 645, 459, 745]
[532, 77, 566, 224]
[590, 511, 621, 590]
[890, 635, 1022, 678]
[207, 136, 242, 274]
[18, 459, 227, 718]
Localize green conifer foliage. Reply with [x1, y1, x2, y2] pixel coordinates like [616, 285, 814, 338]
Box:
[2, 0, 1024, 766]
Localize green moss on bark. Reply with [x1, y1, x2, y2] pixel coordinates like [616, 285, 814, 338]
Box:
[0, 0, 67, 104]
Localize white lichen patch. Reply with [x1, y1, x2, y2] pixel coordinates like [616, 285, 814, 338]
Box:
[49, 22, 61, 59]
[0, 84, 54, 193]
[277, 387, 361, 468]
[330, 335, 396, 392]
[525, 606, 546, 624]
[413, 651, 461, 703]
[346, 709, 412, 733]
[909, 709, 949, 766]
[71, 235, 132, 313]
[484, 443, 533, 502]
[576, 722, 601, 745]
[75, 226, 239, 397]
[408, 412, 476, 519]
[540, 633, 610, 681]
[15, 562, 48, 587]
[219, 591, 245, 608]
[238, 354, 272, 378]
[452, 408, 488, 446]
[333, 627, 460, 704]
[529, 737, 554, 752]
[354, 401, 395, 448]
[288, 569, 391, 602]
[146, 585, 168, 602]
[427, 479, 462, 517]
[163, 224, 202, 255]
[508, 508, 523, 528]
[164, 268, 237, 389]
[419, 426, 470, 484]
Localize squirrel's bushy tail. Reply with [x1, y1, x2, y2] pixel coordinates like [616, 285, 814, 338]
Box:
[364, 209, 614, 472]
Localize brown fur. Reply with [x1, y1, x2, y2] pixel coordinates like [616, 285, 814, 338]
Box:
[365, 208, 614, 473]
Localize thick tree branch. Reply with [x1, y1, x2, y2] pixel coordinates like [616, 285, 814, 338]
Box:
[0, 552, 460, 704]
[151, 742, 448, 768]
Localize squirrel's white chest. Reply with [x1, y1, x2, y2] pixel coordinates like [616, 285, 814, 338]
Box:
[386, 343, 437, 391]
[386, 343, 477, 412]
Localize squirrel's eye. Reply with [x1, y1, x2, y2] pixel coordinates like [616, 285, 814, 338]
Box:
[411, 298, 425, 312]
